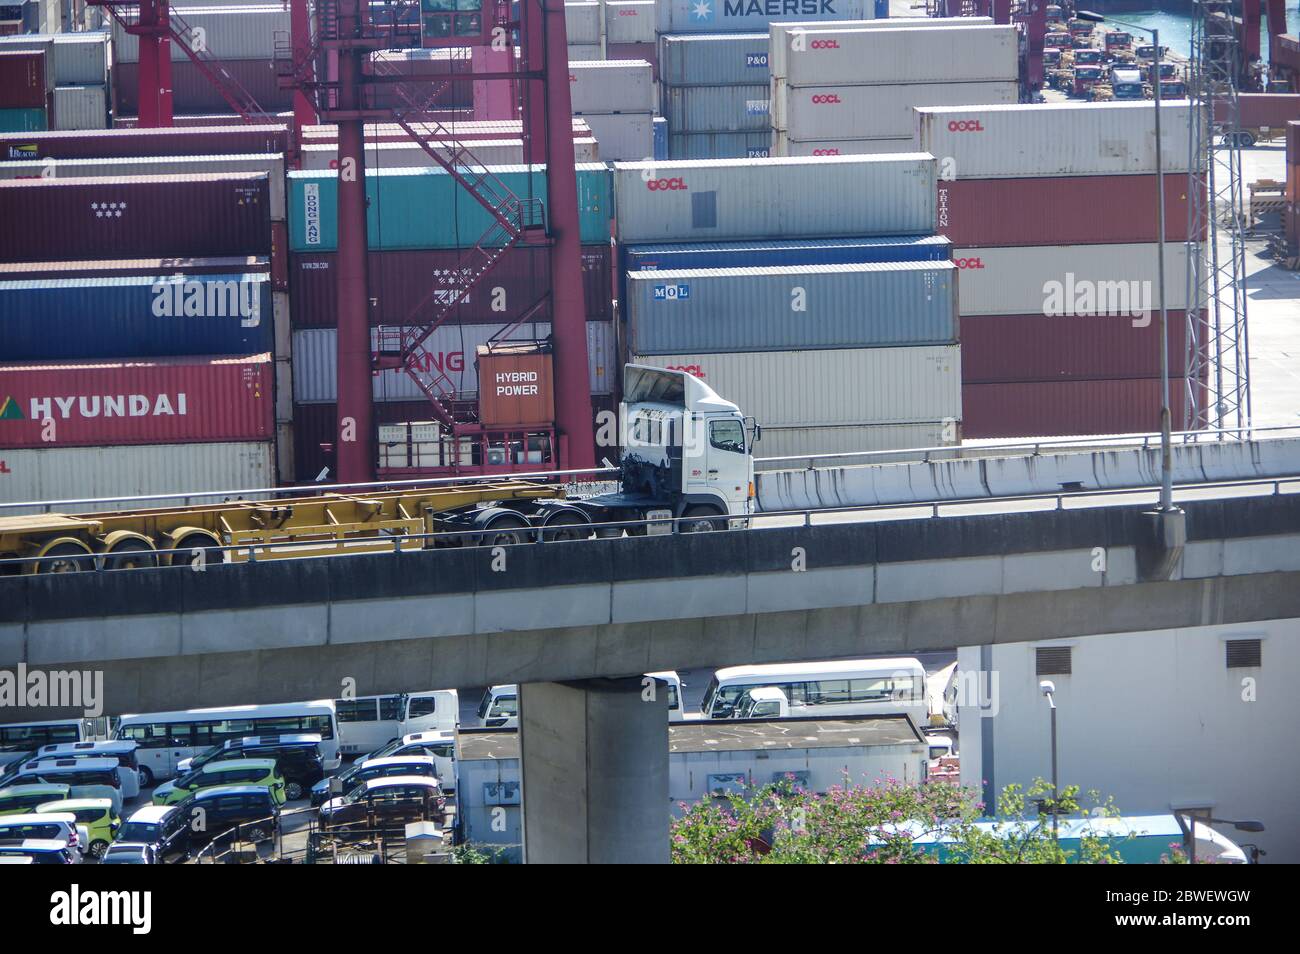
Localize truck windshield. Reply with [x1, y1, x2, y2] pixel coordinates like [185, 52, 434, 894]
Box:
[709, 419, 745, 453]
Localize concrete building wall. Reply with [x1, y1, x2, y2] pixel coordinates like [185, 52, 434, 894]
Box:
[457, 757, 522, 863]
[668, 743, 928, 808]
[958, 616, 1300, 861]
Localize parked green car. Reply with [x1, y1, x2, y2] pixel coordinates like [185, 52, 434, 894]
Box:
[36, 798, 121, 859]
[0, 784, 71, 817]
[152, 759, 286, 807]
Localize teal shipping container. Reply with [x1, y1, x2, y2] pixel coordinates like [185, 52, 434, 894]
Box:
[288, 163, 612, 251]
[0, 108, 47, 132]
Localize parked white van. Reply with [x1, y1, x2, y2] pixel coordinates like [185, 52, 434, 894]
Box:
[34, 741, 142, 799]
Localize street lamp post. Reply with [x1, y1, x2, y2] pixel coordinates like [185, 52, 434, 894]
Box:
[1040, 680, 1059, 840]
[1078, 13, 1174, 512]
[1173, 812, 1266, 864]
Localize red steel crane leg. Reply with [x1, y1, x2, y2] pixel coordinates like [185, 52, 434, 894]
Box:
[334, 0, 375, 483]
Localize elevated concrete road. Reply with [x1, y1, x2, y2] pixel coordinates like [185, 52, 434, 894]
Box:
[2, 493, 1299, 720]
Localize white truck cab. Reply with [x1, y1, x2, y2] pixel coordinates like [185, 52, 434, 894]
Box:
[583, 365, 755, 532]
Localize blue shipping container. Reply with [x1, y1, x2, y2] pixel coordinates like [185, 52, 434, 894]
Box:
[627, 260, 956, 355]
[658, 33, 770, 87]
[288, 163, 612, 252]
[624, 235, 952, 271]
[655, 0, 873, 35]
[653, 117, 668, 161]
[668, 130, 770, 159]
[0, 273, 272, 360]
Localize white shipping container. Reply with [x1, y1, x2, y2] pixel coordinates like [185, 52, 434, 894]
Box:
[772, 24, 1018, 86]
[582, 111, 655, 161]
[112, 6, 290, 63]
[916, 100, 1195, 179]
[952, 243, 1192, 316]
[631, 345, 962, 428]
[774, 80, 1020, 141]
[753, 421, 957, 462]
[299, 118, 594, 142]
[773, 133, 917, 156]
[612, 153, 936, 243]
[569, 60, 656, 114]
[655, 0, 874, 35]
[768, 15, 993, 78]
[0, 32, 110, 85]
[51, 85, 108, 131]
[298, 138, 599, 171]
[565, 2, 602, 45]
[292, 322, 617, 403]
[604, 0, 656, 44]
[0, 152, 286, 220]
[0, 441, 277, 514]
[567, 43, 603, 62]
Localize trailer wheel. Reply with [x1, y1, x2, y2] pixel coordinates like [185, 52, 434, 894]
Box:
[32, 539, 94, 574]
[542, 511, 590, 542]
[479, 515, 530, 547]
[101, 532, 159, 570]
[167, 531, 222, 568]
[680, 506, 724, 533]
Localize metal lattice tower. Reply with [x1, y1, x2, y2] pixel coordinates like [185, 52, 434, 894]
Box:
[1185, 1, 1253, 433]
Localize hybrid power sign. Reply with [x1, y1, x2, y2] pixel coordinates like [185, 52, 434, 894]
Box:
[663, 0, 868, 33]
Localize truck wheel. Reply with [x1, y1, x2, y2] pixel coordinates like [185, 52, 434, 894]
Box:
[680, 506, 724, 533]
[542, 512, 589, 542]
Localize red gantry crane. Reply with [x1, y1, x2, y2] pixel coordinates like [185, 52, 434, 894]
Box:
[275, 0, 595, 483]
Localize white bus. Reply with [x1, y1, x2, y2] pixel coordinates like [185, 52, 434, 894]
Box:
[113, 701, 340, 784]
[475, 674, 685, 727]
[334, 691, 459, 757]
[700, 658, 929, 720]
[0, 719, 87, 770]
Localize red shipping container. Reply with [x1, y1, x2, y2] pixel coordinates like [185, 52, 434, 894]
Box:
[475, 343, 555, 427]
[962, 377, 1199, 438]
[0, 173, 272, 262]
[938, 175, 1201, 247]
[0, 124, 289, 161]
[0, 256, 270, 280]
[114, 60, 294, 116]
[0, 49, 49, 110]
[0, 354, 274, 449]
[1219, 94, 1300, 131]
[289, 244, 613, 327]
[960, 311, 1194, 384]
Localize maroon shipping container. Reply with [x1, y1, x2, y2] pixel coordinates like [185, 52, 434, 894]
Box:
[289, 244, 613, 327]
[115, 61, 295, 116]
[962, 377, 1199, 438]
[960, 312, 1194, 384]
[0, 354, 274, 449]
[938, 175, 1200, 247]
[0, 173, 272, 262]
[0, 256, 270, 280]
[112, 113, 294, 130]
[0, 49, 49, 110]
[1218, 93, 1300, 131]
[0, 124, 288, 161]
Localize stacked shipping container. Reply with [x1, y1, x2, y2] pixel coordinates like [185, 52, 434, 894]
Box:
[614, 153, 961, 457]
[0, 128, 286, 505]
[569, 60, 656, 161]
[917, 100, 1201, 437]
[770, 23, 1019, 157]
[286, 162, 618, 481]
[659, 33, 770, 159]
[111, 6, 295, 116]
[0, 47, 50, 132]
[0, 33, 110, 130]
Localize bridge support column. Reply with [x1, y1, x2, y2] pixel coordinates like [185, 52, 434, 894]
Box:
[519, 677, 669, 864]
